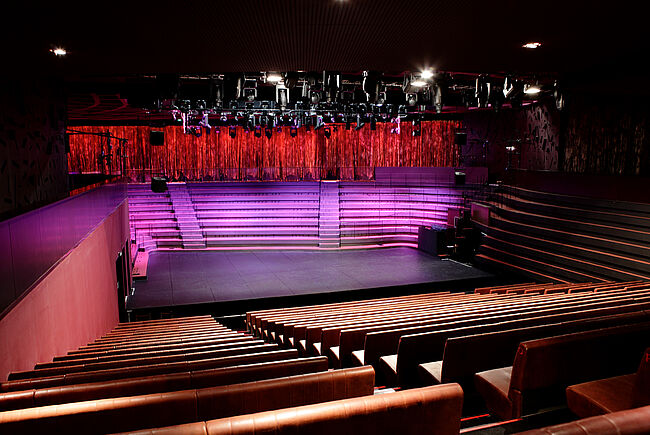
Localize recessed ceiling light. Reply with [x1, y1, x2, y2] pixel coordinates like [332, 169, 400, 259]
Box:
[524, 84, 541, 94]
[50, 47, 67, 56]
[420, 69, 434, 79]
[411, 79, 428, 87]
[522, 42, 542, 49]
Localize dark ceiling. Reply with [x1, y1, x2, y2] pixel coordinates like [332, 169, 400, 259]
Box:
[6, 0, 647, 122]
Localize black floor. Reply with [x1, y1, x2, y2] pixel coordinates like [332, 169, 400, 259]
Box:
[129, 248, 494, 310]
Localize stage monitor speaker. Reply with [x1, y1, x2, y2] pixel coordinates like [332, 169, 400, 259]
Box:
[454, 132, 467, 146]
[150, 130, 165, 146]
[418, 226, 446, 255]
[151, 176, 168, 193]
[454, 171, 466, 185]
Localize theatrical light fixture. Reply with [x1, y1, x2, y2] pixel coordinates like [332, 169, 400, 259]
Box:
[254, 126, 262, 138]
[522, 42, 542, 49]
[475, 76, 489, 108]
[314, 116, 325, 130]
[229, 126, 237, 138]
[290, 126, 298, 137]
[355, 114, 365, 131]
[406, 93, 418, 106]
[420, 69, 434, 79]
[410, 79, 428, 87]
[370, 116, 376, 131]
[50, 47, 67, 56]
[266, 72, 283, 83]
[324, 127, 331, 138]
[265, 128, 273, 139]
[524, 83, 542, 94]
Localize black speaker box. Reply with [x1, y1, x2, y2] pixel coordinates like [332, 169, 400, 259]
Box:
[454, 132, 467, 146]
[150, 130, 165, 146]
[151, 176, 168, 193]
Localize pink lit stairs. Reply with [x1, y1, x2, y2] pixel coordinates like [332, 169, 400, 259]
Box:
[128, 182, 469, 252]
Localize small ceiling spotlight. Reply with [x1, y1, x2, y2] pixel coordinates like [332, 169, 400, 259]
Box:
[522, 42, 542, 49]
[405, 93, 418, 106]
[50, 47, 67, 56]
[420, 69, 435, 79]
[524, 83, 542, 94]
[266, 72, 283, 83]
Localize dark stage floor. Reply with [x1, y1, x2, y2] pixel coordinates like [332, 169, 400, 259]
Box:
[129, 248, 494, 310]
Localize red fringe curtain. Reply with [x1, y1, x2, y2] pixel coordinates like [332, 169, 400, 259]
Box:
[68, 120, 462, 181]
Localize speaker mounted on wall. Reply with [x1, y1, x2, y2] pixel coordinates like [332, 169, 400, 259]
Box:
[454, 132, 467, 146]
[150, 130, 165, 146]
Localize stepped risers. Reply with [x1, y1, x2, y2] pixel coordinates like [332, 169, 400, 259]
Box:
[318, 181, 341, 249]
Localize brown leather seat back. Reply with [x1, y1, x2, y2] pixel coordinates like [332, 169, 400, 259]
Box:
[0, 367, 375, 435]
[509, 323, 650, 414]
[202, 383, 464, 435]
[515, 404, 650, 435]
[633, 348, 650, 406]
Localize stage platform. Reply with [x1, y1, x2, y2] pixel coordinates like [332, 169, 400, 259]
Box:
[128, 247, 498, 316]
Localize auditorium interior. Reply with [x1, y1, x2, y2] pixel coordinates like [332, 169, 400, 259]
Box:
[2, 1, 650, 434]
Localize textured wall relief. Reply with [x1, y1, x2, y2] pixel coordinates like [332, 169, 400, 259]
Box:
[0, 78, 68, 217]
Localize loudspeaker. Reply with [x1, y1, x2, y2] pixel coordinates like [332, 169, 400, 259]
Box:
[454, 132, 467, 146]
[454, 171, 466, 185]
[151, 176, 167, 193]
[150, 130, 165, 146]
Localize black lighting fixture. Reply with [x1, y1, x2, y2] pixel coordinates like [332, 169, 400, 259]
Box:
[324, 127, 331, 139]
[355, 114, 365, 131]
[229, 126, 237, 138]
[265, 128, 273, 139]
[503, 76, 524, 108]
[254, 126, 262, 138]
[370, 115, 376, 131]
[345, 116, 351, 130]
[314, 116, 325, 130]
[290, 126, 298, 137]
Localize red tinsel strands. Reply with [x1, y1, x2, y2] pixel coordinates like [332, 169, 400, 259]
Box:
[67, 120, 462, 181]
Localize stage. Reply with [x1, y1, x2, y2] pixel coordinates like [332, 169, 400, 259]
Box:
[128, 247, 496, 315]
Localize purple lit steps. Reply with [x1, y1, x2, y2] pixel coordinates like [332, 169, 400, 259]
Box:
[127, 181, 472, 252]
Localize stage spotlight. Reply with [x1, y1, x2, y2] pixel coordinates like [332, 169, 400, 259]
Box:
[229, 126, 237, 138]
[420, 69, 434, 79]
[433, 84, 443, 113]
[324, 127, 331, 138]
[412, 118, 421, 137]
[554, 80, 565, 111]
[314, 116, 325, 130]
[475, 76, 489, 108]
[323, 71, 341, 102]
[345, 116, 351, 130]
[265, 128, 273, 139]
[355, 114, 365, 131]
[290, 126, 298, 137]
[524, 83, 541, 95]
[276, 84, 289, 108]
[362, 71, 381, 103]
[266, 72, 283, 83]
[406, 93, 418, 106]
[522, 42, 542, 49]
[254, 126, 262, 138]
[310, 90, 321, 104]
[370, 116, 376, 130]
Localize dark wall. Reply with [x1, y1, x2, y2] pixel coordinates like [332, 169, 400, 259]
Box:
[0, 77, 68, 219]
[462, 101, 560, 180]
[562, 96, 650, 176]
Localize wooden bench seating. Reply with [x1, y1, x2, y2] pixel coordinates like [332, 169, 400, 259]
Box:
[0, 357, 330, 412]
[565, 348, 650, 417]
[8, 343, 282, 381]
[474, 323, 650, 420]
[0, 367, 375, 435]
[417, 312, 650, 391]
[349, 290, 650, 373]
[0, 349, 299, 393]
[115, 383, 464, 435]
[515, 404, 650, 435]
[380, 300, 650, 387]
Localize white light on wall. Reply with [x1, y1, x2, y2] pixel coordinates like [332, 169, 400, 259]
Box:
[410, 79, 428, 87]
[50, 47, 67, 56]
